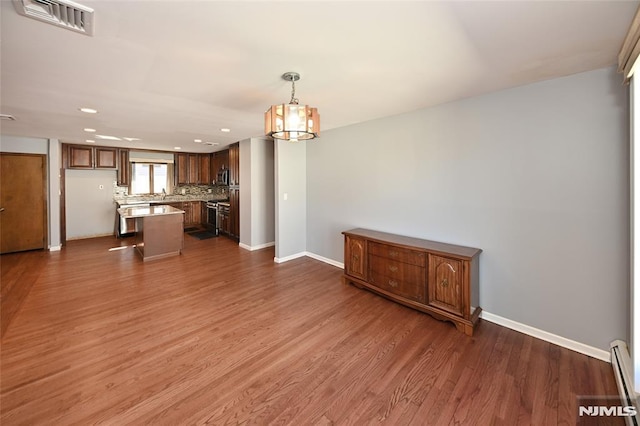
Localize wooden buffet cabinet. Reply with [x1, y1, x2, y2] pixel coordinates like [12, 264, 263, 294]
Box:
[342, 228, 482, 336]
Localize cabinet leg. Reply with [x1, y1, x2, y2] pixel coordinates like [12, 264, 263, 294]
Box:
[455, 321, 474, 336]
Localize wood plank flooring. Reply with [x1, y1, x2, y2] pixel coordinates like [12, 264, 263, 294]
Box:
[0, 235, 621, 425]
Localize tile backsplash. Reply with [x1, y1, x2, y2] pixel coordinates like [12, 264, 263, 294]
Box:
[114, 183, 228, 197]
[174, 185, 227, 196]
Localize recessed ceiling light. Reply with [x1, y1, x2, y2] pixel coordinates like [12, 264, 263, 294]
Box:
[194, 139, 202, 143]
[174, 147, 182, 150]
[86, 139, 95, 143]
[220, 128, 231, 133]
[84, 128, 96, 132]
[96, 135, 122, 141]
[123, 137, 140, 142]
[79, 107, 98, 114]
[204, 142, 219, 146]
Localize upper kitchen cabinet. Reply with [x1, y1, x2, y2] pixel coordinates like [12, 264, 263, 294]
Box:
[65, 144, 117, 169]
[229, 143, 239, 186]
[116, 149, 130, 186]
[67, 145, 93, 169]
[211, 150, 229, 181]
[198, 154, 211, 185]
[176, 153, 188, 184]
[95, 148, 117, 169]
[175, 153, 200, 185]
[188, 154, 199, 184]
[175, 153, 214, 185]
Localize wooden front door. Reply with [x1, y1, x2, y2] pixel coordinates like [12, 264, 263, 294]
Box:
[0, 153, 47, 253]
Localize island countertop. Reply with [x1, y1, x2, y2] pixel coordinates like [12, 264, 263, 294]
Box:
[118, 205, 185, 219]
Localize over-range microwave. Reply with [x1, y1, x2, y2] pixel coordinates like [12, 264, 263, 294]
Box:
[217, 168, 229, 185]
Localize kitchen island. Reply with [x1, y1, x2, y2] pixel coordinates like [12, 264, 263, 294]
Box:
[117, 205, 185, 261]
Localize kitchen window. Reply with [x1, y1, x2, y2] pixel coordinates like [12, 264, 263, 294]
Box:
[130, 162, 173, 195]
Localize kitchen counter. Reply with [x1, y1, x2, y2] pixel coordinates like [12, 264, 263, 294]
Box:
[117, 205, 185, 262]
[117, 204, 185, 218]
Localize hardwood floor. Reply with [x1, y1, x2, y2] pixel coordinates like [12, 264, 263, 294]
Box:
[1, 235, 621, 425]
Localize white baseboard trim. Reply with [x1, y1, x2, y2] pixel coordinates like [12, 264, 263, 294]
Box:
[305, 251, 344, 269]
[48, 245, 62, 251]
[273, 250, 344, 269]
[239, 241, 275, 251]
[481, 311, 610, 362]
[274, 252, 307, 263]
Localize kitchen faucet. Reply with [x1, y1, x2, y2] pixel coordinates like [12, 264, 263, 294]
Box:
[161, 188, 166, 200]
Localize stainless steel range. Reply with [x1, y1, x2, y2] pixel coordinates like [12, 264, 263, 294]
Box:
[205, 200, 219, 235]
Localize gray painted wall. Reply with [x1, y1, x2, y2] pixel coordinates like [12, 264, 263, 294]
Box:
[275, 139, 307, 259]
[240, 139, 252, 247]
[306, 67, 630, 351]
[239, 138, 275, 249]
[249, 138, 275, 247]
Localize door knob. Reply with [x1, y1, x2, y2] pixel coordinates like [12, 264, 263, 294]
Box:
[0, 208, 4, 212]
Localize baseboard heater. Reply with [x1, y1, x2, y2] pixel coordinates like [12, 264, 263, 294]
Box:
[611, 340, 640, 426]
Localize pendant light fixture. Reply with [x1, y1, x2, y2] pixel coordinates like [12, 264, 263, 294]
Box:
[265, 72, 320, 142]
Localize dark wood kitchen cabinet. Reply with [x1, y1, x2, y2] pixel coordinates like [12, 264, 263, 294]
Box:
[164, 201, 201, 228]
[95, 147, 117, 169]
[229, 188, 239, 239]
[227, 143, 240, 241]
[218, 203, 230, 235]
[175, 153, 201, 185]
[176, 153, 214, 185]
[67, 145, 93, 169]
[65, 144, 116, 169]
[211, 150, 229, 181]
[116, 149, 130, 186]
[175, 154, 188, 185]
[187, 154, 199, 184]
[199, 154, 211, 185]
[228, 143, 239, 186]
[342, 228, 482, 336]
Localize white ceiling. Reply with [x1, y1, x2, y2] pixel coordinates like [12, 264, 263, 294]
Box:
[1, 0, 637, 153]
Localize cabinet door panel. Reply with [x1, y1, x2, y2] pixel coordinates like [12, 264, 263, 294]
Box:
[345, 236, 366, 280]
[199, 154, 211, 185]
[117, 149, 130, 186]
[188, 154, 199, 184]
[230, 188, 239, 238]
[176, 154, 188, 185]
[95, 148, 117, 169]
[68, 145, 93, 168]
[428, 255, 463, 315]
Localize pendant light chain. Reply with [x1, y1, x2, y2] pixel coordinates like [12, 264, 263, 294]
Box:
[290, 78, 299, 105]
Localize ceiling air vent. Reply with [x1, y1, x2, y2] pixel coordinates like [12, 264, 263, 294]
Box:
[12, 0, 94, 36]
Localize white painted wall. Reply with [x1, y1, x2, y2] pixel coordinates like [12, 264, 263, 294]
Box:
[48, 139, 61, 249]
[631, 74, 640, 391]
[306, 67, 629, 352]
[65, 169, 117, 239]
[275, 139, 306, 261]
